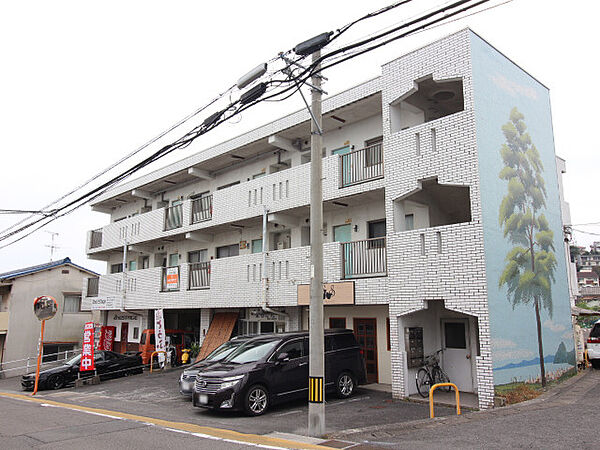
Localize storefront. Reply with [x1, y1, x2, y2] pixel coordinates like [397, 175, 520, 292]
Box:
[106, 311, 147, 353]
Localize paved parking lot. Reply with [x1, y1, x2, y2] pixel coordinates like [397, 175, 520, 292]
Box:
[0, 367, 454, 438]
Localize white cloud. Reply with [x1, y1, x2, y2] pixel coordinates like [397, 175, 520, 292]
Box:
[492, 338, 517, 350]
[544, 319, 566, 333]
[562, 331, 574, 340]
[490, 74, 538, 100]
[494, 349, 535, 362]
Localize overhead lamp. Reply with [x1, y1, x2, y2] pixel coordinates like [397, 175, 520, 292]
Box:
[237, 63, 267, 89]
[240, 82, 267, 105]
[294, 32, 333, 56]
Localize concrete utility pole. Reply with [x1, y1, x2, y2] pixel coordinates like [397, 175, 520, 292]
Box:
[308, 49, 325, 437]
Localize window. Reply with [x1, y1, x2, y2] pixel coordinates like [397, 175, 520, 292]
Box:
[386, 318, 391, 351]
[168, 253, 179, 266]
[331, 333, 357, 350]
[63, 294, 82, 313]
[129, 261, 137, 271]
[217, 244, 239, 259]
[405, 214, 414, 231]
[329, 317, 346, 329]
[133, 327, 139, 340]
[141, 256, 150, 269]
[42, 343, 74, 362]
[444, 322, 467, 349]
[110, 263, 123, 274]
[251, 239, 263, 254]
[275, 339, 303, 360]
[188, 250, 208, 263]
[217, 181, 240, 190]
[368, 220, 386, 238]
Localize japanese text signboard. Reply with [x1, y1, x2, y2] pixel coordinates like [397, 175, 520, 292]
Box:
[154, 309, 166, 364]
[80, 321, 95, 372]
[165, 267, 179, 290]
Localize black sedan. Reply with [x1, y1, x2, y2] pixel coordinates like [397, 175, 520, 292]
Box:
[22, 350, 143, 390]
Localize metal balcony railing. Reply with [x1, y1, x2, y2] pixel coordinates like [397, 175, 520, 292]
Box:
[164, 204, 183, 231]
[189, 262, 210, 289]
[90, 229, 103, 249]
[191, 195, 213, 224]
[86, 277, 99, 297]
[161, 266, 180, 291]
[340, 143, 384, 187]
[341, 237, 387, 279]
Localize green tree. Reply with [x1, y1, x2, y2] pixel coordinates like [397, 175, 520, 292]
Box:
[498, 107, 557, 387]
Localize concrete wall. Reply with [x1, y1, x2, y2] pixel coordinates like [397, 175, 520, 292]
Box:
[2, 265, 93, 376]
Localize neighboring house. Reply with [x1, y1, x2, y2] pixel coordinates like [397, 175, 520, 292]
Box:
[580, 253, 600, 267]
[83, 29, 574, 409]
[577, 271, 599, 287]
[0, 258, 98, 377]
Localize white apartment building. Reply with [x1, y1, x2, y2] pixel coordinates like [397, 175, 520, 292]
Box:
[83, 30, 575, 409]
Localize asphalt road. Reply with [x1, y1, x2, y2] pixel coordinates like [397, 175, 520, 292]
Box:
[334, 369, 600, 449]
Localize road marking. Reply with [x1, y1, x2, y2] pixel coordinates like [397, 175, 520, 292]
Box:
[0, 392, 337, 450]
[273, 409, 303, 417]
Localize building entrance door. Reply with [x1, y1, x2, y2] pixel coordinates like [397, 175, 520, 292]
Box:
[120, 322, 129, 354]
[441, 319, 473, 392]
[354, 318, 378, 383]
[334, 224, 352, 277]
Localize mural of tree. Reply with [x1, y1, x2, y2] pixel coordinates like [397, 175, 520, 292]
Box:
[498, 107, 557, 387]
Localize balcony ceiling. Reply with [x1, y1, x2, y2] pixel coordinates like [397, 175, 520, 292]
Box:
[96, 93, 382, 210]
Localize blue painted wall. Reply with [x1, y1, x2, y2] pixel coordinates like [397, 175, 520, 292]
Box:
[470, 32, 573, 385]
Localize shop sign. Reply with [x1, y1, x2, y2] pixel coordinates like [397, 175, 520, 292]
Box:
[154, 309, 166, 364]
[297, 281, 355, 306]
[248, 308, 280, 321]
[91, 297, 115, 310]
[98, 326, 116, 351]
[166, 267, 179, 290]
[112, 314, 139, 322]
[80, 322, 95, 372]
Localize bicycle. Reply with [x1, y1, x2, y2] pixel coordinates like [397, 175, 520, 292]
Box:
[415, 349, 451, 398]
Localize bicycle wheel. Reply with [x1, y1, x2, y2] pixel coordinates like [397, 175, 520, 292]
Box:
[432, 367, 451, 392]
[416, 368, 432, 398]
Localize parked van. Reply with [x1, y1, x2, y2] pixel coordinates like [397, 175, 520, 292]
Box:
[139, 329, 193, 365]
[192, 329, 367, 415]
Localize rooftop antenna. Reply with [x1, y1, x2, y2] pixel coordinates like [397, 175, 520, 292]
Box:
[44, 231, 60, 261]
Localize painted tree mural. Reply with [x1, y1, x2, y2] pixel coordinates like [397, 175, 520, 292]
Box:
[498, 107, 557, 386]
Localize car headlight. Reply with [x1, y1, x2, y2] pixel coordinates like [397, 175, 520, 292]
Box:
[220, 375, 244, 389]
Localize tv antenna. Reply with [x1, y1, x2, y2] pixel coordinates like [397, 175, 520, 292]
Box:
[44, 231, 60, 261]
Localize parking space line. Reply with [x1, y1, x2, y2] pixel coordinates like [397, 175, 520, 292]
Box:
[0, 392, 337, 450]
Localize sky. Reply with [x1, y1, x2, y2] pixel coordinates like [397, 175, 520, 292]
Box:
[1, 0, 599, 275]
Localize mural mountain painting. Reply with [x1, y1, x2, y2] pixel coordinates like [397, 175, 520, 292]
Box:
[498, 107, 557, 387]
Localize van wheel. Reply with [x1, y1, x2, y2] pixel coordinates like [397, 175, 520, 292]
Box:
[592, 360, 600, 369]
[245, 385, 269, 416]
[335, 372, 355, 398]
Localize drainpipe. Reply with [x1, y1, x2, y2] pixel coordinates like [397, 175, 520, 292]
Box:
[261, 205, 287, 318]
[121, 240, 128, 312]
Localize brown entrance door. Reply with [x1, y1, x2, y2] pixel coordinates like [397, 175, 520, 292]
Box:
[354, 318, 378, 383]
[120, 322, 129, 354]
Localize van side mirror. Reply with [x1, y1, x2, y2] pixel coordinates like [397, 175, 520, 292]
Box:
[276, 352, 289, 363]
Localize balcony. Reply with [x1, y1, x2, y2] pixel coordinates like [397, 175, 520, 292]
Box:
[340, 143, 384, 188]
[89, 229, 103, 249]
[164, 204, 183, 231]
[341, 237, 387, 279]
[191, 195, 213, 224]
[189, 262, 210, 289]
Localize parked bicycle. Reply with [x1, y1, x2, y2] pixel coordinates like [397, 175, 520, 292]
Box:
[416, 349, 451, 397]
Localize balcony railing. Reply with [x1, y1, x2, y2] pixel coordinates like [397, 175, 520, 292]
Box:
[161, 266, 180, 291]
[189, 262, 210, 289]
[164, 204, 183, 231]
[86, 277, 99, 297]
[90, 229, 103, 249]
[191, 195, 213, 224]
[341, 237, 387, 279]
[340, 143, 384, 187]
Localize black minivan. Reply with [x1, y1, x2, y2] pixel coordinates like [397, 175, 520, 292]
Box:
[192, 329, 367, 415]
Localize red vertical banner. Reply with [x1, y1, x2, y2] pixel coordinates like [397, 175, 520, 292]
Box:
[80, 322, 95, 372]
[98, 326, 116, 351]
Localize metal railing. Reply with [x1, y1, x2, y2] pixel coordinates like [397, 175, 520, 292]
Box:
[191, 195, 213, 224]
[341, 237, 387, 279]
[161, 266, 180, 291]
[340, 143, 383, 187]
[89, 229, 103, 249]
[0, 349, 79, 377]
[189, 262, 210, 289]
[86, 277, 99, 297]
[164, 204, 183, 230]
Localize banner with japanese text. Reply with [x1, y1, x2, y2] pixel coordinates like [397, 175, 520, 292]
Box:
[80, 321, 95, 372]
[98, 325, 116, 351]
[154, 309, 166, 364]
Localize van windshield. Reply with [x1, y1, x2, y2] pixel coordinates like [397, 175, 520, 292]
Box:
[591, 323, 600, 338]
[224, 339, 279, 364]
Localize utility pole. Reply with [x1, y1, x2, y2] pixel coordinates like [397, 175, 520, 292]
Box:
[308, 49, 325, 437]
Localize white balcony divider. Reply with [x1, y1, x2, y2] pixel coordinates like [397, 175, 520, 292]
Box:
[191, 195, 213, 224]
[341, 237, 387, 278]
[188, 262, 210, 289]
[340, 143, 384, 187]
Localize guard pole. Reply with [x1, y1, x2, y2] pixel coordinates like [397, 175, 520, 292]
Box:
[429, 382, 461, 418]
[32, 319, 46, 396]
[308, 49, 325, 437]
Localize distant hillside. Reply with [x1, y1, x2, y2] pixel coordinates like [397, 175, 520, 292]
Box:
[494, 355, 554, 371]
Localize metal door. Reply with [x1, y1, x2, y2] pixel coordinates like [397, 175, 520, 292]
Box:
[441, 319, 473, 392]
